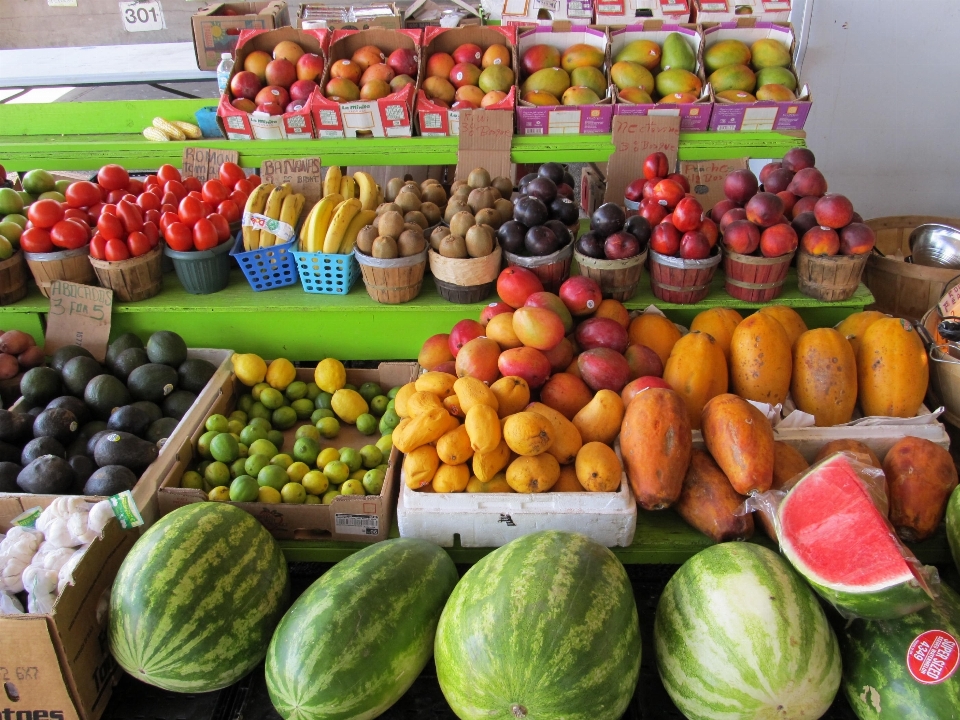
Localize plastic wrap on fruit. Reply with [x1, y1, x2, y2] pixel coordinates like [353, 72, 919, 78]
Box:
[0, 526, 42, 594]
[0, 590, 24, 615]
[23, 542, 81, 614]
[58, 545, 89, 595]
[36, 497, 100, 548]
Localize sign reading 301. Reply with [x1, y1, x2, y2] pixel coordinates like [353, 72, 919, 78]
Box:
[119, 0, 166, 32]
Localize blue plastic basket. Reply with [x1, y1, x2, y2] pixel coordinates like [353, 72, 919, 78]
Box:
[292, 250, 360, 295]
[230, 234, 299, 291]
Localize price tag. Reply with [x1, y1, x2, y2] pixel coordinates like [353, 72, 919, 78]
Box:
[119, 0, 166, 32]
[182, 147, 240, 183]
[261, 158, 323, 206]
[456, 110, 513, 183]
[44, 281, 113, 362]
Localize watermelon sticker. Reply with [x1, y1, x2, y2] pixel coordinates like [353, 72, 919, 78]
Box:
[907, 629, 959, 685]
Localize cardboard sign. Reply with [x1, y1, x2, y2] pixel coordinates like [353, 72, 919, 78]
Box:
[182, 146, 240, 183]
[679, 158, 749, 215]
[261, 157, 324, 206]
[44, 281, 113, 362]
[604, 114, 680, 204]
[456, 110, 513, 183]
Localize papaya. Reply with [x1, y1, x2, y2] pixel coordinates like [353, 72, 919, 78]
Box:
[620, 388, 692, 510]
[884, 436, 959, 543]
[790, 328, 858, 427]
[392, 407, 451, 453]
[415, 371, 457, 399]
[472, 438, 512, 482]
[403, 445, 440, 489]
[527, 402, 582, 465]
[675, 450, 754, 542]
[835, 310, 887, 362]
[730, 312, 793, 405]
[689, 307, 743, 362]
[701, 394, 775, 496]
[406, 391, 445, 416]
[464, 404, 502, 454]
[813, 439, 880, 469]
[453, 376, 499, 414]
[857, 317, 928, 418]
[662, 330, 729, 430]
[757, 305, 808, 348]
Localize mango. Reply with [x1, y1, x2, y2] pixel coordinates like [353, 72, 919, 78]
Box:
[611, 61, 654, 94]
[561, 86, 600, 106]
[614, 39, 661, 69]
[704, 39, 751, 74]
[618, 87, 653, 104]
[560, 44, 604, 73]
[717, 90, 755, 103]
[660, 92, 697, 104]
[751, 38, 791, 69]
[570, 66, 607, 98]
[521, 67, 571, 98]
[756, 66, 797, 91]
[506, 454, 560, 493]
[521, 44, 561, 75]
[708, 64, 756, 93]
[661, 32, 697, 72]
[655, 68, 702, 97]
[756, 84, 796, 101]
[479, 65, 514, 94]
[522, 90, 560, 106]
[575, 442, 622, 493]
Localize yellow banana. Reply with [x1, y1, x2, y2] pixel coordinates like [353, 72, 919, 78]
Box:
[278, 193, 305, 245]
[339, 209, 377, 254]
[308, 195, 343, 253]
[354, 171, 378, 211]
[339, 175, 356, 200]
[323, 198, 362, 254]
[260, 184, 292, 247]
[298, 201, 320, 252]
[242, 182, 275, 251]
[324, 166, 342, 198]
[376, 184, 384, 206]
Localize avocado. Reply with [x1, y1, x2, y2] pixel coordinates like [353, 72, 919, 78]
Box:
[93, 431, 158, 470]
[21, 436, 65, 465]
[146, 417, 179, 444]
[105, 332, 144, 371]
[26, 406, 43, 418]
[0, 462, 21, 492]
[0, 408, 32, 443]
[66, 437, 89, 458]
[46, 395, 90, 425]
[163, 390, 197, 420]
[0, 441, 21, 464]
[127, 363, 179, 403]
[177, 358, 217, 394]
[86, 430, 111, 457]
[146, 331, 188, 367]
[33, 408, 79, 444]
[131, 401, 163, 426]
[63, 355, 103, 396]
[20, 366, 62, 406]
[84, 374, 132, 419]
[83, 465, 138, 496]
[50, 345, 93, 373]
[18, 455, 75, 494]
[112, 347, 149, 382]
[108, 405, 151, 437]
[69, 455, 97, 491]
[78, 420, 108, 441]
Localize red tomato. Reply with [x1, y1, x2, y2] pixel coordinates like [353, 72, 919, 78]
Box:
[178, 196, 203, 227]
[143, 175, 160, 190]
[147, 185, 164, 198]
[127, 231, 151, 257]
[164, 180, 187, 202]
[51, 219, 89, 250]
[144, 209, 160, 225]
[97, 212, 124, 241]
[183, 176, 202, 194]
[157, 164, 181, 185]
[187, 190, 203, 202]
[219, 162, 245, 190]
[229, 190, 248, 208]
[233, 179, 253, 195]
[142, 221, 159, 247]
[117, 201, 144, 233]
[217, 199, 240, 223]
[161, 190, 179, 207]
[208, 213, 231, 242]
[127, 178, 144, 196]
[63, 208, 89, 223]
[165, 222, 193, 252]
[27, 199, 64, 229]
[90, 234, 107, 260]
[160, 203, 177, 217]
[136, 192, 161, 212]
[105, 238, 131, 262]
[87, 202, 106, 221]
[247, 174, 261, 189]
[106, 189, 133, 205]
[101, 203, 117, 216]
[192, 218, 218, 251]
[99, 184, 109, 201]
[64, 217, 91, 239]
[199, 200, 213, 218]
[65, 181, 101, 209]
[159, 211, 180, 233]
[202, 180, 229, 206]
[20, 227, 54, 253]
[97, 164, 130, 192]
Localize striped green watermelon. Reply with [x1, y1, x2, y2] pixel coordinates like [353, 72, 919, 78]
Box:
[435, 531, 641, 720]
[109, 503, 289, 692]
[779, 453, 931, 619]
[948, 486, 960, 575]
[655, 542, 841, 719]
[266, 538, 458, 720]
[840, 582, 960, 718]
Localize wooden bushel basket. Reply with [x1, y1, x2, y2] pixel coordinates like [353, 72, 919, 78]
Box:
[0, 251, 28, 305]
[503, 241, 573, 293]
[88, 244, 163, 302]
[796, 250, 868, 302]
[722, 248, 794, 302]
[355, 248, 427, 304]
[575, 249, 647, 301]
[648, 247, 722, 304]
[25, 245, 96, 298]
[429, 245, 502, 304]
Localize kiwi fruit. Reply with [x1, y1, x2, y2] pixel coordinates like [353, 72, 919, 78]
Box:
[465, 225, 494, 258]
[444, 199, 470, 223]
[454, 185, 471, 200]
[495, 198, 515, 224]
[450, 180, 467, 195]
[401, 181, 421, 198]
[450, 211, 476, 238]
[492, 176, 514, 199]
[439, 235, 468, 259]
[385, 177, 404, 202]
[372, 236, 399, 259]
[357, 225, 379, 254]
[398, 230, 426, 257]
[468, 187, 497, 213]
[395, 190, 422, 214]
[378, 211, 406, 239]
[422, 184, 447, 207]
[377, 202, 401, 216]
[429, 225, 451, 251]
[420, 202, 442, 226]
[475, 208, 502, 230]
[468, 167, 491, 189]
[404, 211, 428, 230]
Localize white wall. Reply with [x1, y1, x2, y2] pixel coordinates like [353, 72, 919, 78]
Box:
[792, 0, 960, 220]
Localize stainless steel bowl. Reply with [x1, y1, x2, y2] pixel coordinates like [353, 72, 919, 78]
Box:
[909, 223, 960, 268]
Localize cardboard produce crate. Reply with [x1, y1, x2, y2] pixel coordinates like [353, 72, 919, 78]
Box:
[158, 362, 417, 541]
[693, 0, 791, 22]
[404, 0, 482, 29]
[191, 1, 289, 71]
[498, 0, 594, 26]
[298, 2, 402, 31]
[594, 0, 691, 25]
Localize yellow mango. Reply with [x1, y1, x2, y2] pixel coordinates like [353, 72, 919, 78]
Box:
[433, 463, 470, 492]
[407, 390, 444, 416]
[465, 404, 502, 455]
[503, 411, 554, 456]
[415, 371, 457, 399]
[490, 376, 531, 418]
[392, 407, 451, 453]
[506, 454, 561, 493]
[572, 390, 624, 446]
[575, 442, 623, 492]
[527, 402, 582, 465]
[472, 438, 512, 482]
[403, 445, 439, 489]
[437, 425, 474, 465]
[454, 376, 499, 414]
[394, 382, 418, 417]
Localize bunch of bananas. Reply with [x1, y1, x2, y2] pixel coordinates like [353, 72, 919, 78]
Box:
[142, 117, 202, 142]
[298, 168, 383, 254]
[242, 183, 306, 251]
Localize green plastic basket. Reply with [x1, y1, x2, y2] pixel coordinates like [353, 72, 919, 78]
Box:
[164, 239, 233, 295]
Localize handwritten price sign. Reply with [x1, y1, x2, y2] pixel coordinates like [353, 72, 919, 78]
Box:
[604, 115, 681, 205]
[45, 281, 114, 361]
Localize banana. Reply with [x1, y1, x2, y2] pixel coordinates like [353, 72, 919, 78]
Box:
[354, 171, 378, 211]
[259, 183, 291, 247]
[323, 199, 362, 254]
[338, 209, 377, 254]
[324, 166, 342, 198]
[242, 182, 275, 251]
[307, 195, 343, 253]
[298, 201, 320, 252]
[339, 175, 356, 200]
[278, 192, 305, 244]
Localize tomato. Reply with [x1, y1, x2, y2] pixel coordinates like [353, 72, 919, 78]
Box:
[208, 213, 231, 242]
[97, 212, 124, 241]
[142, 221, 159, 247]
[229, 190, 248, 208]
[106, 189, 133, 204]
[99, 184, 109, 202]
[187, 190, 203, 202]
[20, 227, 54, 253]
[234, 179, 253, 196]
[136, 192, 161, 212]
[202, 180, 229, 206]
[127, 178, 144, 196]
[27, 199, 64, 229]
[63, 208, 89, 223]
[147, 185, 164, 198]
[87, 202, 106, 221]
[50, 219, 89, 250]
[217, 199, 240, 223]
[156, 164, 181, 185]
[90, 234, 107, 260]
[164, 180, 187, 202]
[183, 176, 202, 194]
[127, 231, 152, 257]
[247, 174, 261, 189]
[144, 209, 160, 225]
[65, 217, 91, 239]
[161, 191, 179, 207]
[97, 164, 130, 192]
[117, 201, 144, 233]
[65, 181, 101, 209]
[143, 175, 160, 190]
[105, 238, 131, 262]
[192, 218, 218, 251]
[159, 211, 180, 233]
[164, 222, 193, 252]
[219, 162, 245, 190]
[199, 200, 213, 218]
[178, 196, 204, 227]
[160, 203, 177, 217]
[101, 204, 117, 216]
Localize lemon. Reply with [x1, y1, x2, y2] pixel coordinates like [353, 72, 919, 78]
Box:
[258, 486, 282, 503]
[362, 469, 386, 495]
[181, 470, 204, 489]
[229, 475, 259, 502]
[266, 358, 296, 391]
[245, 453, 271, 477]
[303, 470, 329, 496]
[321, 489, 341, 504]
[260, 388, 285, 410]
[314, 358, 346, 394]
[317, 447, 340, 469]
[360, 444, 383, 469]
[281, 482, 307, 504]
[324, 460, 350, 485]
[271, 453, 294, 469]
[317, 417, 340, 439]
[206, 414, 230, 433]
[331, 389, 368, 424]
[252, 382, 270, 401]
[209, 486, 231, 502]
[233, 353, 267, 386]
[286, 461, 310, 483]
[340, 479, 366, 496]
[305, 494, 321, 504]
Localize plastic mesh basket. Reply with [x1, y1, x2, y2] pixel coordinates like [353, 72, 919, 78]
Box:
[292, 250, 360, 295]
[230, 235, 298, 291]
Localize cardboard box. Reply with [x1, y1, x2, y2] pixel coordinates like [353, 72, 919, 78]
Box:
[298, 3, 402, 31]
[0, 519, 136, 720]
[158, 363, 417, 541]
[610, 22, 711, 131]
[404, 0, 483, 29]
[594, 0, 691, 25]
[703, 20, 812, 132]
[191, 1, 289, 71]
[416, 25, 517, 137]
[679, 157, 748, 213]
[499, 0, 594, 26]
[217, 27, 328, 140]
[693, 0, 791, 22]
[311, 28, 422, 138]
[515, 25, 614, 135]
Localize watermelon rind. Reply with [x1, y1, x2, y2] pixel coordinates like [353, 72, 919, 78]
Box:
[435, 530, 641, 720]
[266, 538, 459, 720]
[109, 503, 290, 692]
[948, 486, 960, 576]
[655, 542, 841, 720]
[840, 582, 960, 719]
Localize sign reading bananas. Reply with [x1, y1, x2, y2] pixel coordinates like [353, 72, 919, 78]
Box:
[261, 158, 323, 206]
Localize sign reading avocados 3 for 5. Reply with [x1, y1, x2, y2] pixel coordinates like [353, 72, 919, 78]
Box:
[45, 281, 113, 362]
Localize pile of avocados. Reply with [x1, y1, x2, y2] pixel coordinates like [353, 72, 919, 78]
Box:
[0, 330, 218, 498]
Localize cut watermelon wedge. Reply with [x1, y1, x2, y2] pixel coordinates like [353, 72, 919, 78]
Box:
[779, 453, 931, 620]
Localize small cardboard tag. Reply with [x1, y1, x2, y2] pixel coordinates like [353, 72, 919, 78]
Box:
[260, 157, 324, 206]
[109, 490, 144, 530]
[44, 281, 113, 362]
[182, 147, 240, 183]
[679, 158, 749, 215]
[456, 110, 513, 183]
[604, 114, 680, 205]
[11, 507, 42, 529]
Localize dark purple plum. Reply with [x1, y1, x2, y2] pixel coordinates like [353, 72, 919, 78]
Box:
[556, 183, 575, 200]
[624, 214, 651, 250]
[513, 195, 549, 228]
[550, 196, 579, 225]
[524, 176, 558, 203]
[538, 162, 565, 184]
[544, 220, 572, 248]
[562, 170, 575, 187]
[518, 173, 539, 192]
[590, 202, 626, 238]
[525, 225, 559, 256]
[576, 231, 606, 259]
[497, 220, 527, 254]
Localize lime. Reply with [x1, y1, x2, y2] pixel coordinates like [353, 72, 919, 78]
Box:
[271, 453, 293, 469]
[0, 237, 12, 261]
[286, 461, 310, 483]
[272, 406, 297, 430]
[259, 486, 282, 503]
[293, 437, 320, 466]
[197, 460, 212, 477]
[281, 482, 307, 504]
[317, 417, 340, 439]
[181, 470, 204, 489]
[238, 442, 248, 458]
[227, 420, 245, 435]
[362, 469, 386, 495]
[311, 408, 334, 424]
[257, 465, 289, 492]
[229, 475, 260, 502]
[206, 414, 230, 433]
[237, 394, 254, 413]
[248, 416, 272, 432]
[2, 213, 26, 229]
[0, 221, 23, 245]
[349, 468, 367, 481]
[245, 453, 271, 477]
[22, 169, 56, 195]
[210, 433, 240, 463]
[0, 188, 24, 216]
[376, 463, 389, 474]
[303, 470, 329, 496]
[240, 424, 267, 446]
[379, 408, 401, 434]
[306, 382, 321, 401]
[248, 438, 278, 458]
[317, 447, 340, 470]
[343, 383, 357, 392]
[387, 399, 395, 411]
[295, 424, 321, 443]
[197, 430, 219, 459]
[205, 461, 231, 488]
[38, 191, 65, 203]
[370, 395, 389, 416]
[388, 386, 401, 399]
[324, 460, 350, 485]
[285, 381, 307, 401]
[260, 388, 285, 410]
[267, 429, 285, 449]
[252, 382, 271, 401]
[315, 391, 333, 410]
[340, 479, 366, 496]
[356, 413, 378, 436]
[321, 489, 341, 504]
[249, 401, 271, 421]
[376, 434, 393, 456]
[339, 447, 362, 473]
[291, 398, 315, 420]
[229, 410, 248, 424]
[360, 444, 383, 469]
[54, 180, 71, 194]
[230, 458, 248, 479]
[358, 381, 383, 403]
[209, 486, 231, 502]
[16, 192, 34, 207]
[305, 494, 321, 504]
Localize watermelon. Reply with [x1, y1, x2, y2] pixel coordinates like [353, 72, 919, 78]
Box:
[840, 582, 960, 718]
[266, 538, 458, 720]
[434, 531, 641, 720]
[778, 453, 931, 619]
[655, 542, 841, 719]
[948, 486, 960, 575]
[109, 503, 289, 692]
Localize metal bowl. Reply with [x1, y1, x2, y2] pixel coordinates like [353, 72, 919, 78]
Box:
[909, 223, 960, 268]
